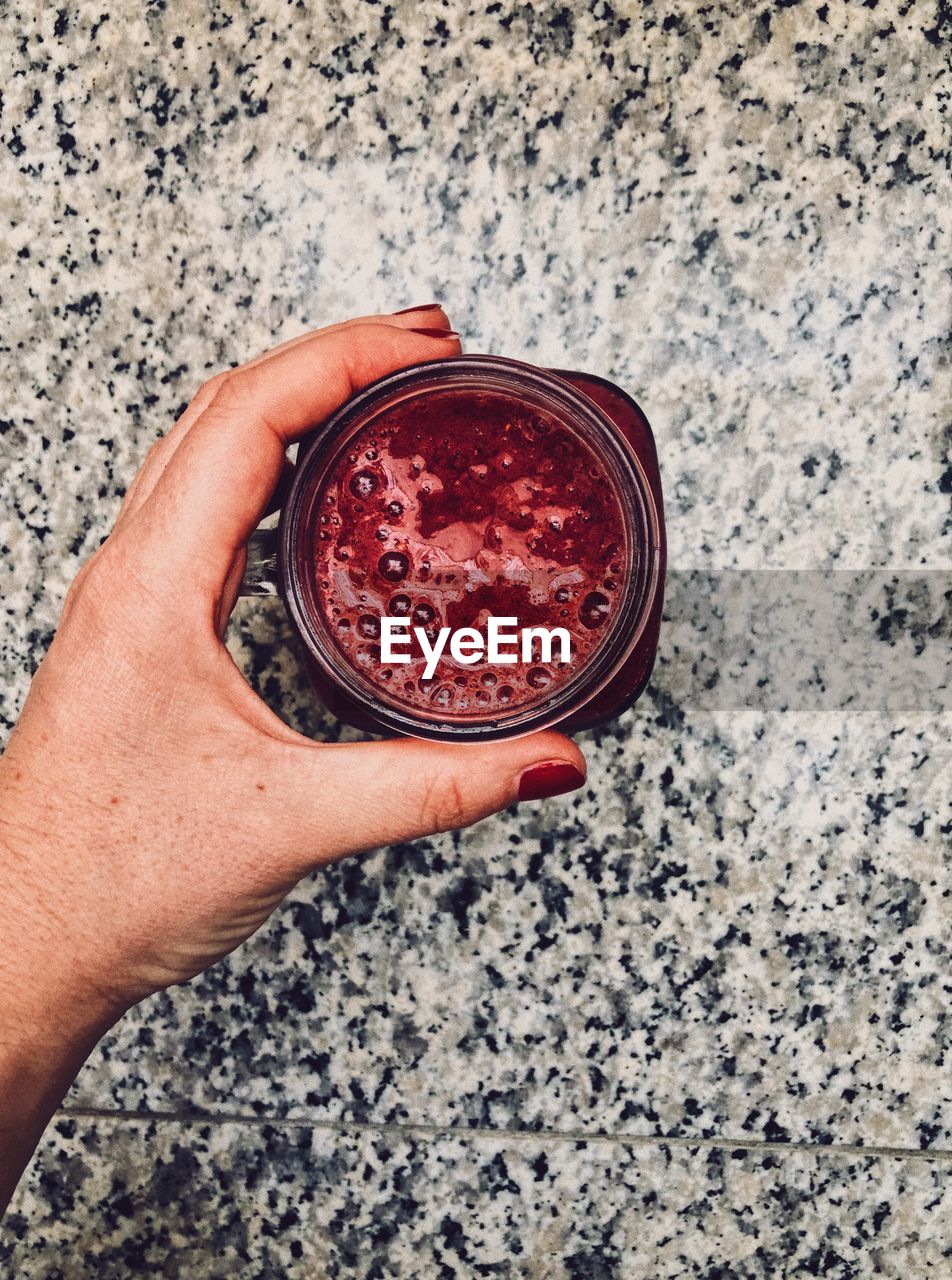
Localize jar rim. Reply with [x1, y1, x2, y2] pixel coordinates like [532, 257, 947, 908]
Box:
[280, 354, 661, 742]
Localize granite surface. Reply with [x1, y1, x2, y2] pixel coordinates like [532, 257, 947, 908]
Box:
[4, 1119, 950, 1278]
[2, 0, 950, 1275]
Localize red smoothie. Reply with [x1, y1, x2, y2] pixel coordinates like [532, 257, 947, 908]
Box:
[310, 387, 630, 719]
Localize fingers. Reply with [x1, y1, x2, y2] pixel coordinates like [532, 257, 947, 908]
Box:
[239, 305, 452, 375]
[259, 731, 587, 874]
[114, 372, 227, 528]
[126, 319, 461, 591]
[216, 548, 248, 638]
[116, 306, 452, 527]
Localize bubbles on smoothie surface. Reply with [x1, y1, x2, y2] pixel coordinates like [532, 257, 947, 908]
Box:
[357, 614, 381, 640]
[349, 469, 378, 499]
[411, 601, 436, 627]
[579, 591, 611, 630]
[378, 550, 410, 582]
[312, 389, 627, 716]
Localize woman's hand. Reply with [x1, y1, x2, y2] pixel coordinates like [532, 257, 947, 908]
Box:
[0, 308, 584, 1207]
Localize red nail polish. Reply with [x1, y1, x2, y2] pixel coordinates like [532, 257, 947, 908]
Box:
[517, 761, 585, 802]
[392, 302, 443, 315]
[409, 327, 460, 339]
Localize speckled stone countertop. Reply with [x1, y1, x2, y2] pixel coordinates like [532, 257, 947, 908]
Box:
[1, 1, 950, 1276]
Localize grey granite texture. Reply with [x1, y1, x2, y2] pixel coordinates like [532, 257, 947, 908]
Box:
[1, 0, 951, 1275]
[4, 1119, 951, 1279]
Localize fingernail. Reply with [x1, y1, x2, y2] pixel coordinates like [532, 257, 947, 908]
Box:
[393, 302, 443, 315]
[517, 761, 586, 803]
[409, 327, 460, 339]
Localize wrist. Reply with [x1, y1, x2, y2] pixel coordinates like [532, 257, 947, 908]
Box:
[0, 831, 129, 1058]
[0, 876, 121, 1212]
[0, 943, 122, 1113]
[0, 946, 122, 1064]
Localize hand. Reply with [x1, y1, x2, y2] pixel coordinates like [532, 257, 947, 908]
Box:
[0, 308, 585, 1207]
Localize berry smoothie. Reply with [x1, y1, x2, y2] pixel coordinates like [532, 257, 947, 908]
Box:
[310, 387, 631, 719]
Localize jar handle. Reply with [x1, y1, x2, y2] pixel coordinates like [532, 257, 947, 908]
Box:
[239, 526, 281, 597]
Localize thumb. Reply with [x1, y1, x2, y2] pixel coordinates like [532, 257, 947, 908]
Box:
[265, 731, 587, 870]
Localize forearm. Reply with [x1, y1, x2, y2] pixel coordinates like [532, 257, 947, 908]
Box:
[0, 814, 123, 1213]
[0, 1004, 110, 1212]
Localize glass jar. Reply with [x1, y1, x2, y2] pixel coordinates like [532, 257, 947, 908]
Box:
[248, 355, 665, 742]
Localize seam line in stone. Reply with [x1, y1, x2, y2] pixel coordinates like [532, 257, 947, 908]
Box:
[54, 1108, 952, 1162]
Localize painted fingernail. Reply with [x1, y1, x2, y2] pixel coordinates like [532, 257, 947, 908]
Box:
[409, 327, 460, 339]
[517, 761, 586, 802]
[393, 302, 443, 315]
